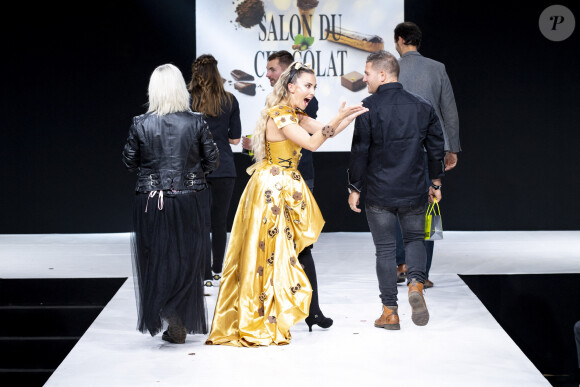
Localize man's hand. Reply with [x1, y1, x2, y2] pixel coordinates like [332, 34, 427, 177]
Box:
[428, 186, 442, 204]
[445, 152, 458, 171]
[348, 191, 361, 213]
[241, 136, 252, 151]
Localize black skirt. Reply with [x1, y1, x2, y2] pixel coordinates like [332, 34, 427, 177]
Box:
[131, 189, 208, 336]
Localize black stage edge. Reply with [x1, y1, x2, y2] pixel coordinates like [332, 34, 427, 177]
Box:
[0, 278, 127, 386]
[460, 274, 580, 387]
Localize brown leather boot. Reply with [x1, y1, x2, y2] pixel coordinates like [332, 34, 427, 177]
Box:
[374, 305, 400, 330]
[397, 264, 408, 283]
[408, 279, 429, 326]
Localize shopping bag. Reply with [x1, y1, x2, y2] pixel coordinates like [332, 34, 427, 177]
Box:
[425, 200, 443, 240]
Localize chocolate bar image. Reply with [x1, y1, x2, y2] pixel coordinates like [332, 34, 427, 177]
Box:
[231, 69, 255, 81]
[234, 81, 256, 96]
[341, 71, 365, 92]
[325, 27, 384, 52]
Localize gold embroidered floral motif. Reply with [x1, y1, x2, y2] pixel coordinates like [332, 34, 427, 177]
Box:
[259, 292, 267, 302]
[284, 208, 290, 222]
[280, 117, 286, 123]
[294, 219, 301, 225]
[290, 116, 297, 122]
[290, 283, 302, 295]
[257, 266, 264, 276]
[291, 172, 301, 181]
[274, 111, 280, 116]
[290, 256, 296, 266]
[292, 151, 297, 156]
[270, 278, 274, 286]
[322, 125, 335, 138]
[275, 182, 283, 191]
[286, 109, 292, 113]
[268, 227, 278, 238]
[263, 216, 268, 224]
[259, 241, 265, 251]
[285, 227, 292, 240]
[271, 205, 281, 215]
[264, 189, 272, 203]
[293, 191, 303, 201]
[258, 307, 264, 316]
[301, 201, 306, 210]
[268, 316, 277, 323]
[267, 253, 274, 265]
[270, 166, 280, 176]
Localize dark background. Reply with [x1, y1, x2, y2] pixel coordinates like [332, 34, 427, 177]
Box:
[461, 274, 580, 384]
[2, 0, 579, 234]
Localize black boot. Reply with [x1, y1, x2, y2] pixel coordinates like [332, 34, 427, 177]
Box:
[299, 245, 333, 332]
[162, 316, 186, 344]
[305, 313, 333, 332]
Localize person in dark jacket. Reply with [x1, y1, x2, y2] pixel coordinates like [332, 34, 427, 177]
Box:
[122, 63, 219, 344]
[189, 54, 241, 286]
[393, 21, 462, 288]
[347, 50, 444, 331]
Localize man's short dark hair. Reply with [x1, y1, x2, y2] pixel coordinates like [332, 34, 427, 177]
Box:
[394, 22, 422, 48]
[267, 50, 294, 68]
[366, 50, 400, 78]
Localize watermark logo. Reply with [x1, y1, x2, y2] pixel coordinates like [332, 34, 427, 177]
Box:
[539, 5, 575, 41]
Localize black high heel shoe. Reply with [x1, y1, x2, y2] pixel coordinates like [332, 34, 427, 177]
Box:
[305, 314, 333, 332]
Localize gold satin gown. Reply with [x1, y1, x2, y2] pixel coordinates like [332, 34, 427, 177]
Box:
[206, 105, 325, 347]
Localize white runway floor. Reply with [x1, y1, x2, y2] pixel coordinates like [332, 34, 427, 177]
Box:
[2, 231, 579, 386]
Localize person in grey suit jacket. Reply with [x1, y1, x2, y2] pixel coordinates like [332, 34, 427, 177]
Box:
[392, 21, 462, 288]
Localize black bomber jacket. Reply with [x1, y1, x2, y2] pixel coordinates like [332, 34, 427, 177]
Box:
[348, 82, 445, 207]
[122, 111, 219, 192]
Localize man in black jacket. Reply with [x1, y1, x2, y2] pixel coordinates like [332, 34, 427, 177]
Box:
[347, 50, 444, 330]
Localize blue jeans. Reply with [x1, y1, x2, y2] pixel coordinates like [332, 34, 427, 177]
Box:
[396, 218, 434, 275]
[396, 152, 434, 275]
[366, 203, 427, 306]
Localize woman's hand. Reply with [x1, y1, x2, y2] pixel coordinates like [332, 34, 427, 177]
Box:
[241, 136, 253, 150]
[338, 101, 368, 122]
[328, 102, 368, 137]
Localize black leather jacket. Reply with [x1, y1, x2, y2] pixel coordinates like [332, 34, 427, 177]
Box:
[122, 111, 219, 192]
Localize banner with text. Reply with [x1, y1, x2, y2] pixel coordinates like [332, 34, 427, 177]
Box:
[196, 0, 404, 151]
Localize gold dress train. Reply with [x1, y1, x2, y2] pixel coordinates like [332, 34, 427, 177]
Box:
[206, 105, 325, 347]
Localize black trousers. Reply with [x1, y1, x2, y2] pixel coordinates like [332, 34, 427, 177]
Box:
[299, 244, 322, 317]
[300, 179, 324, 318]
[206, 177, 236, 276]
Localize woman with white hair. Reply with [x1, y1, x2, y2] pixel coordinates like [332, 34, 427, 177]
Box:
[206, 62, 367, 346]
[122, 63, 219, 344]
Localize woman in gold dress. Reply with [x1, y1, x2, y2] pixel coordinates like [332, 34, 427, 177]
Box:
[206, 62, 368, 346]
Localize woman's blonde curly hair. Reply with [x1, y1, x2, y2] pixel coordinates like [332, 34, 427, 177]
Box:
[251, 62, 314, 162]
